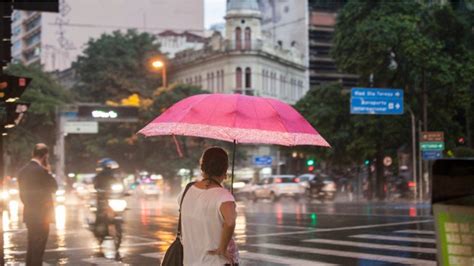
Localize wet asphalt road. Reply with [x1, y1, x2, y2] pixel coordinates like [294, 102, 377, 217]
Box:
[1, 194, 437, 265]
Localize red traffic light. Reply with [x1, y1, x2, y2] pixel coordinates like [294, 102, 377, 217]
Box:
[308, 165, 315, 172]
[458, 137, 465, 144]
[0, 74, 32, 102]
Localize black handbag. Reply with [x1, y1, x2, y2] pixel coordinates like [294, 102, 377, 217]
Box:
[161, 182, 196, 266]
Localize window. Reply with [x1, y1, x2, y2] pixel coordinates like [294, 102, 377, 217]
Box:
[25, 31, 41, 47]
[25, 16, 41, 32]
[12, 11, 21, 22]
[12, 40, 21, 54]
[12, 25, 21, 37]
[215, 71, 220, 92]
[291, 79, 296, 99]
[280, 75, 285, 98]
[245, 67, 251, 88]
[298, 81, 303, 99]
[262, 70, 266, 93]
[244, 27, 251, 50]
[207, 73, 211, 90]
[220, 70, 224, 92]
[235, 27, 242, 50]
[236, 67, 242, 89]
[210, 72, 215, 92]
[271, 72, 277, 96]
[198, 75, 202, 86]
[194, 76, 199, 85]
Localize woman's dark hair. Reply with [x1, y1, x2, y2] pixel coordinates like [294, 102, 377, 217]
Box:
[200, 147, 228, 178]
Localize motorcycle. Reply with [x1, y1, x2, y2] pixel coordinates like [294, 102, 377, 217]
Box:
[306, 176, 337, 202]
[87, 183, 128, 251]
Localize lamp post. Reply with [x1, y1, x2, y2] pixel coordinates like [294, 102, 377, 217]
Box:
[151, 59, 167, 87]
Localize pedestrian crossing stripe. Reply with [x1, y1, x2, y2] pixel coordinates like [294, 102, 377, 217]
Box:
[142, 252, 163, 259]
[251, 243, 436, 265]
[82, 257, 124, 265]
[351, 234, 436, 243]
[395, 230, 435, 235]
[303, 238, 437, 254]
[240, 251, 337, 266]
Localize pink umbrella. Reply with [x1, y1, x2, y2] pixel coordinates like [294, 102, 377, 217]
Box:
[138, 93, 330, 191]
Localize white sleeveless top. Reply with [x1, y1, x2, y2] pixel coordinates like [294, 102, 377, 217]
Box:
[179, 185, 239, 266]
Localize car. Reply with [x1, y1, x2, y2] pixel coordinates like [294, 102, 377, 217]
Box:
[302, 173, 337, 202]
[137, 182, 161, 198]
[227, 178, 253, 201]
[250, 175, 305, 202]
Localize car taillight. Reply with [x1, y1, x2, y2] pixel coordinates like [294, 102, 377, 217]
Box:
[294, 178, 300, 183]
[275, 178, 282, 183]
[408, 181, 416, 188]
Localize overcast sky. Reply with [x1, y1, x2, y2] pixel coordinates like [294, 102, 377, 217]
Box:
[205, 0, 226, 28]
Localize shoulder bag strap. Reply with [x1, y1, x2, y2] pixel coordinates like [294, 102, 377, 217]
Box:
[177, 181, 196, 238]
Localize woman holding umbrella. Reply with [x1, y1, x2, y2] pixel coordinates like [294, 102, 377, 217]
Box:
[179, 147, 239, 265]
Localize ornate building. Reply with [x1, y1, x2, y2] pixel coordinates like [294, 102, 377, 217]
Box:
[169, 0, 308, 104]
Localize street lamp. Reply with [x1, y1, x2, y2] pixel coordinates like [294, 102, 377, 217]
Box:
[150, 58, 167, 88]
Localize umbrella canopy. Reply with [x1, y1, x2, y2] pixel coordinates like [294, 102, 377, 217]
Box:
[138, 93, 329, 147]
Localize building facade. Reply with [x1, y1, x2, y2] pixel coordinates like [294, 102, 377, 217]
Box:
[156, 30, 206, 59]
[308, 0, 358, 88]
[10, 0, 204, 71]
[169, 0, 307, 105]
[258, 0, 358, 89]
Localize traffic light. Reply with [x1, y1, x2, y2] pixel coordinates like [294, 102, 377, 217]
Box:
[458, 136, 465, 145]
[364, 160, 370, 166]
[0, 74, 31, 102]
[306, 158, 315, 166]
[307, 165, 315, 172]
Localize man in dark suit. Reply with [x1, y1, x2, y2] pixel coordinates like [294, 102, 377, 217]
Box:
[18, 143, 58, 266]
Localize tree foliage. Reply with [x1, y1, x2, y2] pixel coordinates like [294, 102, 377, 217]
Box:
[72, 30, 162, 103]
[299, 0, 474, 198]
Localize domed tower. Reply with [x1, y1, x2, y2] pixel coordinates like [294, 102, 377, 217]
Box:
[225, 0, 262, 50]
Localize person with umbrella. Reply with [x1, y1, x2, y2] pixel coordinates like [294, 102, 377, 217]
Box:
[179, 147, 238, 265]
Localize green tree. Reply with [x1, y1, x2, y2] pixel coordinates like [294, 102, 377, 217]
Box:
[66, 30, 163, 173]
[73, 30, 162, 103]
[4, 64, 70, 173]
[329, 0, 474, 199]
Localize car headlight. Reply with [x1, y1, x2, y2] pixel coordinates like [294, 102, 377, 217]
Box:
[111, 184, 124, 193]
[56, 195, 66, 203]
[9, 189, 19, 195]
[108, 199, 127, 212]
[233, 182, 246, 189]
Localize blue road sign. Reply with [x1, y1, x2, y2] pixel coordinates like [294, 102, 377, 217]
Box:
[350, 88, 404, 115]
[422, 151, 443, 161]
[253, 156, 272, 166]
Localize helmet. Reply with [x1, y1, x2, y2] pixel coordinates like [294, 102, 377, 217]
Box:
[96, 158, 119, 172]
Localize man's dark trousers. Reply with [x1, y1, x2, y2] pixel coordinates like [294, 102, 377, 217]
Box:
[26, 222, 50, 266]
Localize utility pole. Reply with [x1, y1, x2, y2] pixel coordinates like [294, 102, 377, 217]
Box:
[408, 108, 418, 201]
[421, 70, 429, 201]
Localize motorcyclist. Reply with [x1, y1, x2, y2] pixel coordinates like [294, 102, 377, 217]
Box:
[93, 158, 121, 235]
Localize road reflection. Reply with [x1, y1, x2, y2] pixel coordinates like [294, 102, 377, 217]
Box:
[55, 204, 67, 250]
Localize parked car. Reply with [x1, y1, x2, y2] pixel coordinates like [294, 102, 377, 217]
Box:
[300, 173, 337, 202]
[251, 175, 305, 202]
